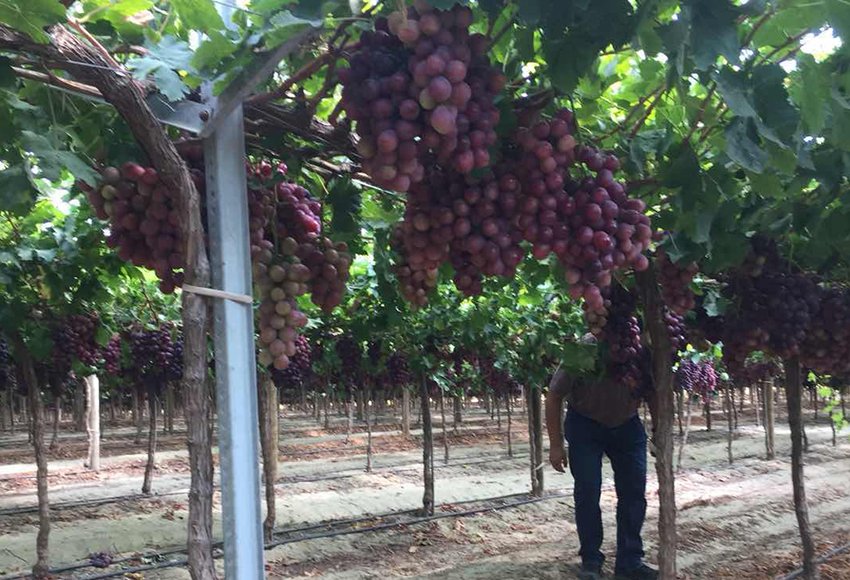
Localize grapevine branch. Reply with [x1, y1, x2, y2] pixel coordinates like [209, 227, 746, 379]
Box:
[684, 84, 717, 143]
[629, 87, 667, 138]
[247, 51, 335, 105]
[600, 84, 664, 140]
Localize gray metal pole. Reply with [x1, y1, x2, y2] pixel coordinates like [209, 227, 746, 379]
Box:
[204, 104, 265, 578]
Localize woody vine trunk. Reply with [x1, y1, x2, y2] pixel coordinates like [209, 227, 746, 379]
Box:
[0, 25, 219, 580]
[636, 266, 677, 580]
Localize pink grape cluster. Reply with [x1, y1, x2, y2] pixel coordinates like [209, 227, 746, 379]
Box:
[558, 146, 652, 312]
[84, 163, 190, 293]
[339, 2, 504, 191]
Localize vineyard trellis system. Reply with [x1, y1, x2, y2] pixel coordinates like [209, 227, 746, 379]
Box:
[2, 1, 850, 580]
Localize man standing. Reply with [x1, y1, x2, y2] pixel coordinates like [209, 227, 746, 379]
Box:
[545, 361, 658, 580]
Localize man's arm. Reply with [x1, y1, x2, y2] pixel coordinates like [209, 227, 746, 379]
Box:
[545, 366, 572, 472]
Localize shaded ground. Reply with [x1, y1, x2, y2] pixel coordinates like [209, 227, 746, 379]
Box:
[0, 402, 847, 579]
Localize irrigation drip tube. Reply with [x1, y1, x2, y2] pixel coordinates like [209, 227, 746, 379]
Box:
[96, 491, 571, 580]
[0, 491, 571, 580]
[778, 541, 850, 580]
[0, 450, 530, 516]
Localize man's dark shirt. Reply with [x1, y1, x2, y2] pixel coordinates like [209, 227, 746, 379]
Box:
[549, 367, 639, 428]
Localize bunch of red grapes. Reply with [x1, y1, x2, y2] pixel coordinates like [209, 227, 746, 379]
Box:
[676, 359, 717, 402]
[730, 359, 781, 387]
[558, 146, 652, 311]
[250, 164, 352, 370]
[339, 3, 503, 190]
[254, 250, 310, 371]
[335, 335, 363, 389]
[480, 355, 521, 397]
[392, 223, 438, 306]
[656, 247, 698, 315]
[664, 309, 687, 355]
[83, 163, 189, 293]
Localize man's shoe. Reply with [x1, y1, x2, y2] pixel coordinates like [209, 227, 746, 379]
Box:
[577, 561, 604, 580]
[614, 563, 659, 580]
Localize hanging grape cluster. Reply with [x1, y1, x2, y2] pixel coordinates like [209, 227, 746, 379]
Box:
[83, 163, 188, 293]
[339, 3, 504, 191]
[385, 351, 412, 387]
[596, 285, 644, 389]
[676, 359, 717, 402]
[102, 334, 122, 376]
[127, 326, 181, 390]
[480, 355, 521, 398]
[695, 239, 821, 377]
[66, 313, 100, 368]
[657, 247, 698, 315]
[249, 163, 352, 370]
[0, 337, 13, 390]
[271, 335, 311, 389]
[664, 309, 687, 355]
[732, 359, 782, 387]
[800, 287, 850, 375]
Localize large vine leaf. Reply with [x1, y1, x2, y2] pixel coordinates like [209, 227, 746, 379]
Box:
[725, 117, 768, 173]
[126, 36, 194, 101]
[169, 0, 224, 32]
[685, 0, 740, 70]
[0, 0, 66, 44]
[20, 130, 97, 184]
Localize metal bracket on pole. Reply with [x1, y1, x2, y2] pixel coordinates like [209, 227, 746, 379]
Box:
[197, 27, 319, 139]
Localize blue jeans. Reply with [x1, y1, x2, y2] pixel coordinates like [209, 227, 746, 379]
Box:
[564, 409, 647, 573]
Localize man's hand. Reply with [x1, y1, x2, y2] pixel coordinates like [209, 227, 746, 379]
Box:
[549, 444, 568, 473]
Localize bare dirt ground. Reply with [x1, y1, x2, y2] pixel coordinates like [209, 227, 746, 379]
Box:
[0, 401, 847, 579]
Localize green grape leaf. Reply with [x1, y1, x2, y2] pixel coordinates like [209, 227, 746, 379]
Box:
[687, 0, 740, 70]
[20, 130, 98, 185]
[126, 36, 194, 101]
[170, 0, 224, 32]
[724, 117, 768, 173]
[714, 67, 757, 118]
[0, 0, 66, 44]
[791, 55, 830, 135]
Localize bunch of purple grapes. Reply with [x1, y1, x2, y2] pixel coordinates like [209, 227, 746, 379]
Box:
[66, 313, 100, 368]
[271, 335, 311, 388]
[598, 285, 644, 389]
[665, 309, 687, 355]
[335, 335, 363, 387]
[385, 351, 412, 387]
[800, 287, 850, 375]
[101, 334, 122, 376]
[558, 146, 652, 312]
[88, 552, 113, 569]
[128, 326, 177, 383]
[0, 337, 12, 390]
[165, 335, 183, 382]
[676, 359, 717, 402]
